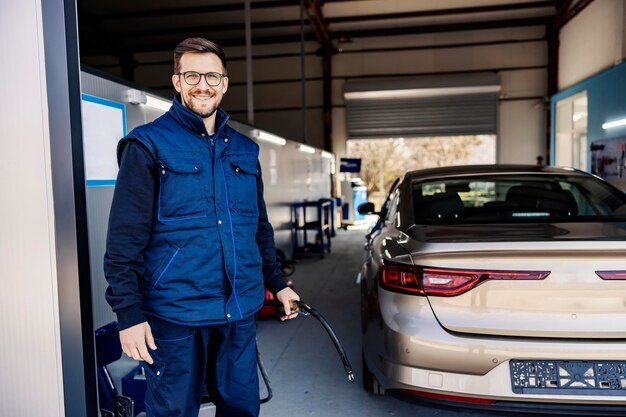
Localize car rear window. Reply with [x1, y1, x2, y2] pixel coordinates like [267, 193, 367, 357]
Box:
[412, 174, 626, 224]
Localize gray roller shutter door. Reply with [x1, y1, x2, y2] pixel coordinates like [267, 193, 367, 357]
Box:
[344, 74, 500, 139]
[346, 93, 497, 139]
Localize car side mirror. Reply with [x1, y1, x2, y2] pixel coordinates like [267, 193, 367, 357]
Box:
[357, 202, 376, 215]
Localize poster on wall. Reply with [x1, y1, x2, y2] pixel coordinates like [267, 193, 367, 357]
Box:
[590, 137, 626, 191]
[80, 94, 126, 186]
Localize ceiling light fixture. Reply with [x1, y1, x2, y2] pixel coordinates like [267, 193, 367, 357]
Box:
[144, 95, 171, 112]
[602, 117, 626, 130]
[250, 129, 287, 146]
[298, 144, 316, 154]
[123, 88, 171, 112]
[345, 85, 500, 100]
[320, 151, 333, 159]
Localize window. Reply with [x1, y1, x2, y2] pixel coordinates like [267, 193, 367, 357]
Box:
[385, 188, 400, 223]
[555, 91, 588, 169]
[411, 174, 626, 225]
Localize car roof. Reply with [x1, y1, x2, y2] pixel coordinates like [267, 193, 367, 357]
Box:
[404, 164, 588, 180]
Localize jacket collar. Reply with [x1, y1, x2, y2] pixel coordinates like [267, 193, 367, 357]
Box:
[169, 94, 230, 137]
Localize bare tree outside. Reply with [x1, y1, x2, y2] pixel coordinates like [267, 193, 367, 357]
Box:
[346, 135, 495, 206]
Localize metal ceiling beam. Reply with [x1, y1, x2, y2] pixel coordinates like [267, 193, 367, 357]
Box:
[91, 0, 559, 38]
[79, 32, 319, 56]
[303, 0, 332, 46]
[108, 18, 306, 37]
[86, 36, 543, 69]
[555, 0, 595, 29]
[545, 0, 572, 96]
[79, 15, 551, 56]
[331, 16, 551, 40]
[555, 0, 574, 22]
[326, 1, 558, 24]
[90, 0, 560, 23]
[302, 0, 333, 151]
[89, 0, 297, 21]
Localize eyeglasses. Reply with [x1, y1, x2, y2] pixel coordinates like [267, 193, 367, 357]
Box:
[177, 71, 225, 86]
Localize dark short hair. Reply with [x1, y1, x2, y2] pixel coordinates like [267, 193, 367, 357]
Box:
[173, 37, 227, 75]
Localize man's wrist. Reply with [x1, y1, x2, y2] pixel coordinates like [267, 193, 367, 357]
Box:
[116, 304, 146, 330]
[267, 274, 288, 295]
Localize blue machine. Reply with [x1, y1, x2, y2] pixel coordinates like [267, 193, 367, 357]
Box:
[340, 179, 368, 225]
[353, 186, 367, 221]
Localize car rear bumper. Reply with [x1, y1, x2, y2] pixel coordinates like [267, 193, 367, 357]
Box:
[380, 358, 626, 405]
[388, 388, 626, 415]
[364, 288, 626, 405]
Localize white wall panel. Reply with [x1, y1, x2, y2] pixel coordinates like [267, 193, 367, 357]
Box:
[334, 40, 546, 77]
[559, 0, 625, 89]
[332, 107, 348, 158]
[339, 26, 545, 51]
[498, 100, 546, 164]
[0, 0, 64, 415]
[500, 68, 547, 98]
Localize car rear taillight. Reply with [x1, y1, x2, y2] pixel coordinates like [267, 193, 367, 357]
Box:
[380, 263, 549, 296]
[421, 268, 481, 296]
[381, 264, 424, 294]
[596, 271, 626, 280]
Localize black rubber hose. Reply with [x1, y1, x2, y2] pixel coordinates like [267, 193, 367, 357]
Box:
[257, 299, 354, 405]
[257, 343, 273, 404]
[294, 300, 355, 383]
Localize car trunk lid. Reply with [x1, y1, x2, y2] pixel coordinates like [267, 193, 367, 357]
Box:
[404, 223, 626, 338]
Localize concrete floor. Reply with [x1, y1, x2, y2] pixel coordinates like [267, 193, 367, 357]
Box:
[256, 227, 506, 417]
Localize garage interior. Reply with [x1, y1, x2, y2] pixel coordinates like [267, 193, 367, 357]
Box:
[77, 0, 576, 162]
[5, 0, 626, 416]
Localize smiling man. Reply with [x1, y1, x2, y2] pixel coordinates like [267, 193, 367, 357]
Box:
[104, 37, 299, 417]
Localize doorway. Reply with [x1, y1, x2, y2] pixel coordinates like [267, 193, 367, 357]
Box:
[346, 134, 496, 209]
[555, 91, 588, 169]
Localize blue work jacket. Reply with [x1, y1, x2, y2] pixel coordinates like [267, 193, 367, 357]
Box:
[104, 96, 286, 329]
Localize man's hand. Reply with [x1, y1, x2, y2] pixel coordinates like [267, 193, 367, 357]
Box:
[119, 321, 157, 364]
[276, 287, 300, 321]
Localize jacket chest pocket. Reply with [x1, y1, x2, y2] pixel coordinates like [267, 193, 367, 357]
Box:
[224, 157, 259, 217]
[158, 158, 207, 221]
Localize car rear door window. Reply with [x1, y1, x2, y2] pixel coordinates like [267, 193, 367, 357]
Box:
[411, 174, 626, 225]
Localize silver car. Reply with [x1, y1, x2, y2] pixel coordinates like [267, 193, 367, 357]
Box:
[358, 165, 626, 414]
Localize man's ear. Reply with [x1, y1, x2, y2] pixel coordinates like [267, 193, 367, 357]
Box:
[221, 76, 229, 95]
[172, 74, 182, 92]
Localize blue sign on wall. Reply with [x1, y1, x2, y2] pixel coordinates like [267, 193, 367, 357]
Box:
[340, 158, 362, 173]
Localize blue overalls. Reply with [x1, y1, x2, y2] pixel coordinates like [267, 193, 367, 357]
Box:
[104, 96, 287, 417]
[143, 315, 259, 417]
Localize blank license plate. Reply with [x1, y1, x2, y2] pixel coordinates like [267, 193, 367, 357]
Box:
[510, 360, 626, 396]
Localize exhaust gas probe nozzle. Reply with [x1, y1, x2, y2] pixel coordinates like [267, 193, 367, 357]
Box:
[291, 300, 355, 383]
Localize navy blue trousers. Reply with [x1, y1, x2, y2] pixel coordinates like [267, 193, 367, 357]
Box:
[142, 315, 259, 417]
